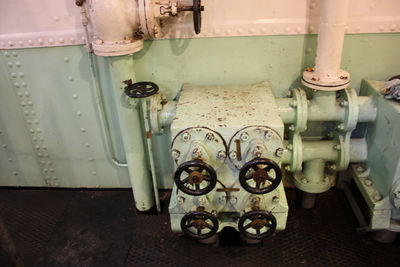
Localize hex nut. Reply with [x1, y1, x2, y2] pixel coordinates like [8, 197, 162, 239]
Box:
[217, 150, 226, 160]
[275, 148, 284, 157]
[240, 132, 249, 141]
[206, 132, 214, 141]
[264, 131, 273, 140]
[229, 151, 237, 159]
[171, 149, 180, 159]
[364, 179, 373, 187]
[181, 132, 191, 142]
[272, 196, 280, 203]
[229, 196, 238, 205]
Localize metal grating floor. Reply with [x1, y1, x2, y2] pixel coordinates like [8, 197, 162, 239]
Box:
[0, 188, 399, 266]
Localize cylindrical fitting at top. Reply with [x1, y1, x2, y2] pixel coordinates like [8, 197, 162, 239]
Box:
[314, 0, 348, 78]
[88, 0, 143, 56]
[302, 0, 351, 91]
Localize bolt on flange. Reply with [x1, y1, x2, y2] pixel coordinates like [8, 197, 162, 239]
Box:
[181, 132, 191, 142]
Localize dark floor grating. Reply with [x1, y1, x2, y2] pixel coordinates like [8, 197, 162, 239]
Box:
[0, 188, 399, 266]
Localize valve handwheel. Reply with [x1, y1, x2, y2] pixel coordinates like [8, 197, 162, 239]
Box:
[181, 211, 219, 239]
[123, 80, 159, 98]
[239, 158, 282, 194]
[174, 160, 217, 196]
[238, 210, 277, 240]
[179, 0, 204, 34]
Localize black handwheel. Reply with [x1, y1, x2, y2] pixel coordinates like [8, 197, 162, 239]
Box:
[238, 210, 277, 240]
[239, 158, 282, 194]
[179, 0, 204, 34]
[174, 160, 217, 196]
[181, 211, 219, 240]
[192, 0, 203, 34]
[123, 80, 159, 98]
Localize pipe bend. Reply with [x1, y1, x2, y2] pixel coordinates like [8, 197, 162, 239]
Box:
[88, 0, 140, 43]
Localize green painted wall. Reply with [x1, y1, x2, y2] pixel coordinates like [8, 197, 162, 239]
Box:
[130, 33, 400, 99]
[1, 33, 400, 188]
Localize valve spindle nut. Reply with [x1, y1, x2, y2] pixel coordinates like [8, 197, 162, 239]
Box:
[181, 132, 191, 142]
[240, 132, 249, 141]
[206, 132, 214, 141]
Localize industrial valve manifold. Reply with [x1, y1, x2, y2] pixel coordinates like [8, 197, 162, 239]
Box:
[168, 83, 288, 242]
[0, 0, 393, 245]
[65, 0, 400, 244]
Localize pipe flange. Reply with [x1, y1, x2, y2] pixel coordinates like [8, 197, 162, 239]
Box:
[292, 88, 308, 133]
[334, 131, 351, 171]
[92, 37, 144, 56]
[172, 127, 227, 169]
[228, 126, 283, 169]
[288, 133, 303, 172]
[302, 68, 350, 91]
[337, 88, 359, 132]
[293, 172, 334, 193]
[150, 93, 163, 134]
[138, 0, 160, 39]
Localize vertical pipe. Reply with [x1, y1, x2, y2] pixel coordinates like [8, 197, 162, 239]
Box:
[314, 0, 349, 79]
[301, 159, 326, 209]
[304, 159, 326, 184]
[109, 55, 154, 211]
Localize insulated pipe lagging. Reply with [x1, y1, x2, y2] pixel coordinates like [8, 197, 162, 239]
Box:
[314, 0, 349, 79]
[109, 56, 154, 211]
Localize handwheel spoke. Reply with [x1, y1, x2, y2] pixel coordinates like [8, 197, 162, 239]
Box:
[251, 166, 259, 171]
[206, 223, 213, 229]
[245, 173, 253, 180]
[181, 177, 190, 184]
[243, 223, 252, 230]
[255, 181, 262, 189]
[183, 167, 193, 174]
[195, 184, 200, 190]
[256, 229, 261, 235]
[264, 165, 273, 172]
[197, 228, 202, 235]
[203, 175, 211, 181]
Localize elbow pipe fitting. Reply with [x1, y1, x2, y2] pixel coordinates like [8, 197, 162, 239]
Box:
[88, 0, 144, 56]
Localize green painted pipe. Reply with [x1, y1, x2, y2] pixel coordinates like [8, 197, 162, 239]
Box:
[276, 94, 376, 123]
[304, 159, 326, 183]
[282, 139, 367, 164]
[108, 55, 154, 211]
